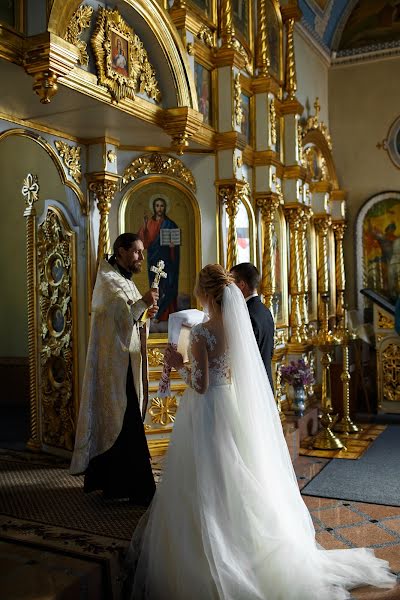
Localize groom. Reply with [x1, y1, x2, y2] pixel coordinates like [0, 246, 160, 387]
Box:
[231, 262, 275, 391]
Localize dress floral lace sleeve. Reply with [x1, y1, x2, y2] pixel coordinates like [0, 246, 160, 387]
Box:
[178, 325, 209, 394]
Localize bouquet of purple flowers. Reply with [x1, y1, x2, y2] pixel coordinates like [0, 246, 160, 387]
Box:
[280, 358, 315, 388]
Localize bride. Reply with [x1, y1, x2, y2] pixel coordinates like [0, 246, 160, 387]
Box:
[123, 264, 396, 600]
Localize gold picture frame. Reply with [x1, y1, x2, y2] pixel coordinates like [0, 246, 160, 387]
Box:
[91, 7, 161, 103]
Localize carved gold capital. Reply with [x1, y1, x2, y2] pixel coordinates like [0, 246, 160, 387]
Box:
[162, 107, 203, 155]
[54, 141, 82, 184]
[64, 4, 93, 66]
[24, 32, 79, 103]
[122, 152, 196, 191]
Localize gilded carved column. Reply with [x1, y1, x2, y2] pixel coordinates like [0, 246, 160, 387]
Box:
[285, 205, 304, 345]
[284, 18, 297, 100]
[299, 207, 312, 341]
[333, 221, 346, 332]
[88, 173, 120, 267]
[257, 196, 280, 312]
[219, 185, 240, 271]
[256, 0, 270, 76]
[22, 174, 41, 451]
[220, 0, 235, 48]
[314, 215, 331, 333]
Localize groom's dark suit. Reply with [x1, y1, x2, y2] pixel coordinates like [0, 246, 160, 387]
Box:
[246, 295, 275, 391]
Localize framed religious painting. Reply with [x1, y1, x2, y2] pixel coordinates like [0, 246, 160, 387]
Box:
[271, 206, 289, 327]
[306, 221, 318, 323]
[266, 0, 282, 81]
[120, 177, 201, 335]
[0, 0, 23, 31]
[356, 191, 400, 307]
[327, 227, 336, 318]
[91, 7, 161, 103]
[232, 0, 251, 49]
[194, 61, 213, 127]
[241, 93, 251, 144]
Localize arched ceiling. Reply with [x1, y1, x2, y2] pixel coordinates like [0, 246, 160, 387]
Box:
[298, 0, 400, 53]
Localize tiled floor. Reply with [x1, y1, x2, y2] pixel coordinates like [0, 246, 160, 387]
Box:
[297, 456, 400, 599]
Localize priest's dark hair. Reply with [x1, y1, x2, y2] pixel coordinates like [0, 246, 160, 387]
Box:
[230, 262, 260, 292]
[109, 233, 141, 265]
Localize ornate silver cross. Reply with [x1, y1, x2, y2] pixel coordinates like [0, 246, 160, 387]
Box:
[150, 260, 168, 288]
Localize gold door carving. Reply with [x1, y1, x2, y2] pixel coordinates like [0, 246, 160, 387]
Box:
[382, 343, 400, 402]
[37, 207, 77, 451]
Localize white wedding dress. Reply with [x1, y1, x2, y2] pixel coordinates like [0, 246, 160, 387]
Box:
[125, 285, 396, 600]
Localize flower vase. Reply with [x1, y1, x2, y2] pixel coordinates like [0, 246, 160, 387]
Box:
[292, 385, 306, 416]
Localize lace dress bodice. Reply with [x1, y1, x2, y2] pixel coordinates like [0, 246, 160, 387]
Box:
[178, 323, 231, 393]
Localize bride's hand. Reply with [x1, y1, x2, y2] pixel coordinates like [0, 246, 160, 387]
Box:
[165, 346, 184, 370]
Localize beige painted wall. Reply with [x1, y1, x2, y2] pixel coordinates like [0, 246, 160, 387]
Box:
[329, 55, 400, 307]
[295, 27, 330, 123]
[0, 135, 67, 356]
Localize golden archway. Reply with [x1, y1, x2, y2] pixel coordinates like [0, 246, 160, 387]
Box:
[48, 0, 198, 110]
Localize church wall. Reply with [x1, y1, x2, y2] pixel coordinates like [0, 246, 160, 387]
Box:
[329, 55, 400, 307]
[295, 27, 330, 123]
[0, 135, 67, 358]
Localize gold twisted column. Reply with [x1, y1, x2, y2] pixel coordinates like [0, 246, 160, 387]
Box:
[285, 206, 304, 345]
[22, 174, 41, 451]
[220, 0, 235, 48]
[284, 18, 297, 100]
[333, 309, 359, 435]
[88, 173, 120, 268]
[224, 194, 240, 271]
[218, 181, 249, 271]
[299, 208, 312, 342]
[256, 0, 270, 76]
[314, 215, 335, 343]
[333, 221, 346, 337]
[257, 196, 280, 312]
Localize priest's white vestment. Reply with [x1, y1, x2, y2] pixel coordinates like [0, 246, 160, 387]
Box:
[70, 259, 148, 475]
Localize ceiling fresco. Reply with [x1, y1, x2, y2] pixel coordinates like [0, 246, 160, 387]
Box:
[298, 0, 400, 53]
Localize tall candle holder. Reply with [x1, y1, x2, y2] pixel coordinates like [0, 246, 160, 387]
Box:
[311, 294, 345, 450]
[333, 308, 359, 435]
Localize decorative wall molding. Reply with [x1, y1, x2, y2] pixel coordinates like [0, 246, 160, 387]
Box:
[64, 4, 94, 66]
[121, 152, 196, 191]
[54, 141, 82, 184]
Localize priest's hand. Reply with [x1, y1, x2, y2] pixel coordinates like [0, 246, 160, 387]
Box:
[142, 288, 159, 307]
[164, 346, 184, 371]
[147, 304, 159, 319]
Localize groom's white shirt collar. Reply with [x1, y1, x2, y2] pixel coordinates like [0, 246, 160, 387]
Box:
[245, 292, 258, 302]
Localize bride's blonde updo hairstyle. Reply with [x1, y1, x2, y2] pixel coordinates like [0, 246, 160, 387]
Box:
[195, 264, 235, 307]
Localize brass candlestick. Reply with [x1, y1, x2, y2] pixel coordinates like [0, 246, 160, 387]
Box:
[333, 309, 359, 435]
[312, 295, 345, 450]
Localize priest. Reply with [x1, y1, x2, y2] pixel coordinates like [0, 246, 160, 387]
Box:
[70, 233, 158, 505]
